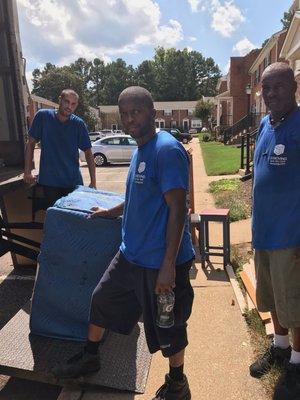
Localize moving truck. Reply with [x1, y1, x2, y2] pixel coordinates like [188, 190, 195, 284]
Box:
[0, 0, 41, 269]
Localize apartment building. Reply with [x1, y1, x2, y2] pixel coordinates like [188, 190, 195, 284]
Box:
[99, 99, 215, 132]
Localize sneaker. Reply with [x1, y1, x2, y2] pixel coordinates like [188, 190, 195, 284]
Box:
[273, 362, 300, 400]
[52, 350, 100, 379]
[249, 344, 291, 378]
[153, 374, 191, 400]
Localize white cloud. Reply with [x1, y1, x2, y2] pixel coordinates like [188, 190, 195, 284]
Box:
[211, 1, 245, 37]
[189, 36, 197, 42]
[188, 0, 205, 12]
[17, 0, 184, 67]
[233, 37, 257, 56]
[187, 0, 245, 37]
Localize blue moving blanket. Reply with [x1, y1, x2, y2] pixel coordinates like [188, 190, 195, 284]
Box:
[30, 186, 124, 341]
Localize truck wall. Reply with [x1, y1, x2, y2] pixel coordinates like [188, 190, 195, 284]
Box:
[0, 0, 27, 167]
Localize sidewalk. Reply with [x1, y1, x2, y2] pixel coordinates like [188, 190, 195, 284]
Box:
[61, 139, 265, 400]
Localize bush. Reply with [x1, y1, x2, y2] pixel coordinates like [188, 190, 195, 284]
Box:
[202, 133, 211, 142]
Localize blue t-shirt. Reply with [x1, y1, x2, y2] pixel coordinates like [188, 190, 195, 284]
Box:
[29, 109, 91, 188]
[252, 108, 300, 250]
[120, 131, 195, 269]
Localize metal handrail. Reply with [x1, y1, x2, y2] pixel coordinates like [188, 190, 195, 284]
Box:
[240, 128, 258, 176]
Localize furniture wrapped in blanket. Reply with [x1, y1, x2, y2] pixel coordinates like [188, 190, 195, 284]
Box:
[30, 186, 124, 341]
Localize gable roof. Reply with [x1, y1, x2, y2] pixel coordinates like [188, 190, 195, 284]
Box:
[249, 29, 287, 73]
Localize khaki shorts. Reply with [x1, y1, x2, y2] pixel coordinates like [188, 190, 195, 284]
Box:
[255, 248, 300, 329]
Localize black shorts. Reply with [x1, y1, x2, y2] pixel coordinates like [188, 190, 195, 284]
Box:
[90, 251, 194, 357]
[42, 185, 75, 208]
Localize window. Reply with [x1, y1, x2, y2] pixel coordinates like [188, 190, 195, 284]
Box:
[263, 53, 271, 69]
[191, 119, 202, 128]
[101, 138, 121, 145]
[111, 123, 118, 130]
[171, 120, 177, 128]
[188, 109, 194, 116]
[255, 69, 260, 84]
[128, 138, 137, 146]
[164, 109, 172, 116]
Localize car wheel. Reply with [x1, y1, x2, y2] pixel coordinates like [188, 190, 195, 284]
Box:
[94, 153, 107, 166]
[182, 138, 188, 144]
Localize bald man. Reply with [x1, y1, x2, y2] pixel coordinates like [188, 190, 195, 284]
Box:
[24, 89, 96, 207]
[250, 62, 300, 399]
[52, 86, 195, 400]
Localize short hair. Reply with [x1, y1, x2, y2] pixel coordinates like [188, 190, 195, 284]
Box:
[60, 89, 79, 100]
[118, 86, 154, 109]
[262, 62, 295, 82]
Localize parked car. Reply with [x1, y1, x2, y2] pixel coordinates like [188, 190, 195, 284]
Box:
[156, 128, 192, 144]
[80, 135, 137, 166]
[88, 131, 105, 142]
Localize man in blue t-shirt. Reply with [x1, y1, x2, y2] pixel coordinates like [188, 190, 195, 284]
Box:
[250, 63, 300, 399]
[52, 86, 195, 400]
[24, 89, 96, 207]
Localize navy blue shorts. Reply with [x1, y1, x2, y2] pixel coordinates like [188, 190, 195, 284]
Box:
[90, 251, 194, 357]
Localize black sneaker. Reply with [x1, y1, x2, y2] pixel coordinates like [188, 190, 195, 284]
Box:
[153, 374, 191, 400]
[249, 344, 291, 378]
[52, 350, 100, 379]
[273, 362, 300, 400]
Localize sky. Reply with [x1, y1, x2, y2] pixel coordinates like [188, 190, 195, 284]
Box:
[16, 0, 292, 88]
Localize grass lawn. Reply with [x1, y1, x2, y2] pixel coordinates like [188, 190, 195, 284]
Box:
[200, 139, 240, 176]
[208, 178, 251, 222]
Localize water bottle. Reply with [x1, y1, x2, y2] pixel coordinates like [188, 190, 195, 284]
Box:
[156, 290, 175, 328]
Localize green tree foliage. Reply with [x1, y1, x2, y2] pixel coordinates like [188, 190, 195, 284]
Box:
[32, 64, 96, 129]
[281, 10, 294, 29]
[31, 48, 221, 109]
[194, 99, 215, 127]
[152, 48, 220, 101]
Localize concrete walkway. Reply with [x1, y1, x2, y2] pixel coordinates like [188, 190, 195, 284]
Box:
[61, 139, 265, 400]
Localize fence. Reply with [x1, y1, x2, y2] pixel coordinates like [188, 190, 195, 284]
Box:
[240, 128, 258, 176]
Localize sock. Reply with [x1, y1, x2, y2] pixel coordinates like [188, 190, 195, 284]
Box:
[85, 339, 100, 355]
[274, 334, 290, 349]
[290, 349, 300, 365]
[169, 364, 184, 381]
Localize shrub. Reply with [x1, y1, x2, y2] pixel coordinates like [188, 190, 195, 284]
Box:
[202, 133, 211, 142]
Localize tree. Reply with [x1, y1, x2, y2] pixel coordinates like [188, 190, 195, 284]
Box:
[32, 65, 96, 130]
[101, 59, 135, 104]
[194, 99, 215, 129]
[135, 60, 157, 93]
[69, 58, 92, 86]
[281, 10, 294, 29]
[88, 58, 105, 106]
[148, 47, 221, 101]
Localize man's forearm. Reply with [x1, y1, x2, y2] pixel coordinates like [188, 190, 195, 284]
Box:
[24, 141, 35, 174]
[107, 202, 125, 217]
[163, 204, 186, 267]
[85, 149, 96, 186]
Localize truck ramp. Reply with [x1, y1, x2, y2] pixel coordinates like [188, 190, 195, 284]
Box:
[0, 304, 151, 393]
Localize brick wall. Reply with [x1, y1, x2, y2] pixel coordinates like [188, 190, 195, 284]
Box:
[229, 49, 260, 124]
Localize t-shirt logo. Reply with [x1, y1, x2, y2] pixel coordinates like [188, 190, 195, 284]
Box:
[138, 162, 146, 173]
[274, 144, 285, 155]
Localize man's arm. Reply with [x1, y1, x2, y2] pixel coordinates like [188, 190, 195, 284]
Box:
[155, 188, 187, 294]
[23, 136, 37, 184]
[89, 202, 125, 219]
[84, 148, 96, 189]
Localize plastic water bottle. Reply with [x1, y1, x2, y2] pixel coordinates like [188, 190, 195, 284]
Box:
[156, 290, 175, 328]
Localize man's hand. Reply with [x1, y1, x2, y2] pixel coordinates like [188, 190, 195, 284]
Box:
[88, 206, 109, 219]
[23, 172, 37, 185]
[155, 264, 176, 294]
[89, 181, 97, 189]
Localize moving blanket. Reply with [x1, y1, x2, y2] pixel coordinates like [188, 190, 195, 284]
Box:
[30, 186, 124, 341]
